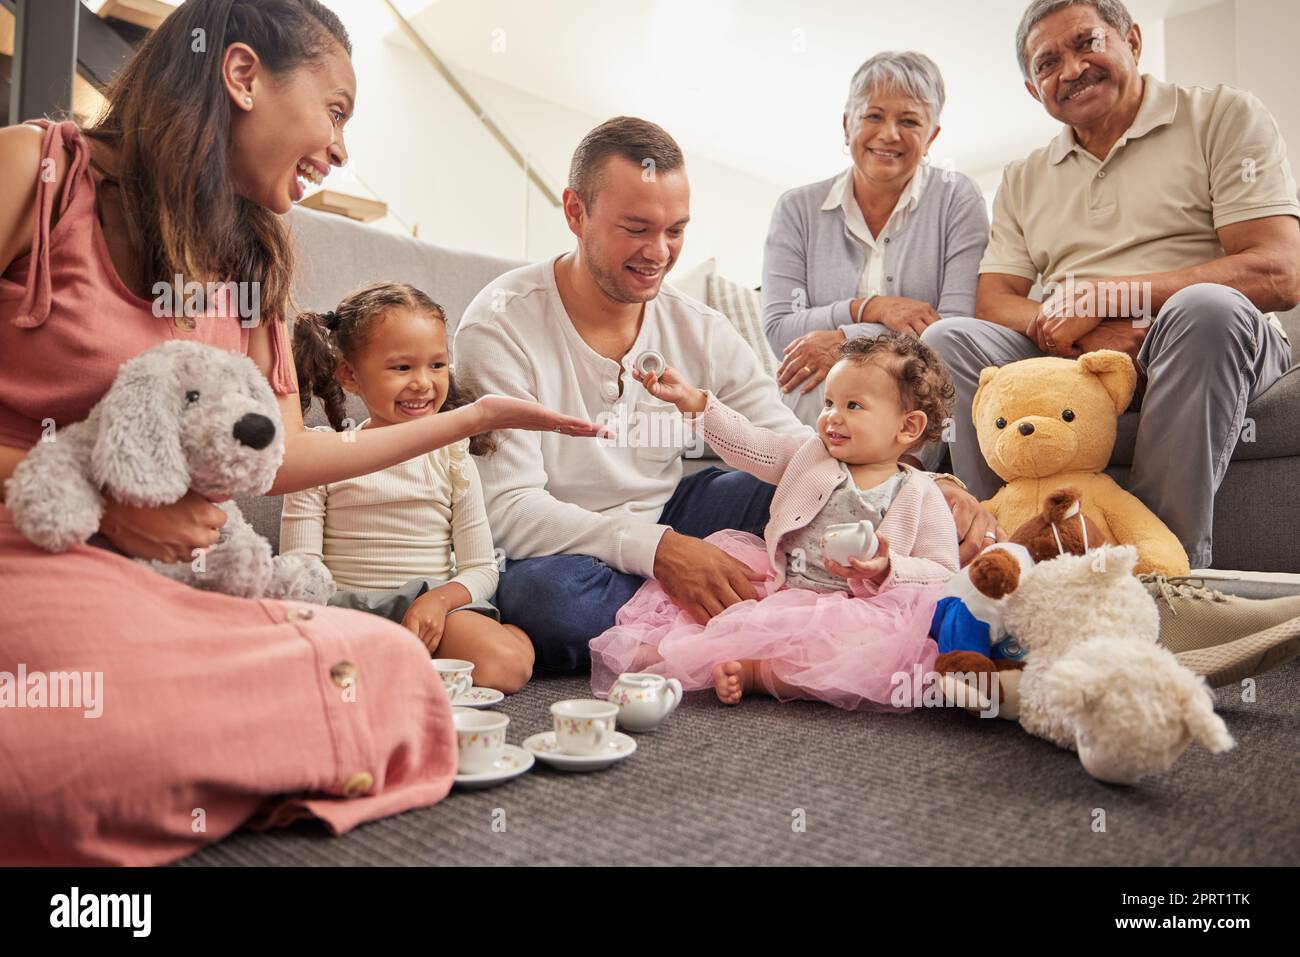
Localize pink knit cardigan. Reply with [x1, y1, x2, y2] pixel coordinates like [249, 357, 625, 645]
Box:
[696, 392, 960, 595]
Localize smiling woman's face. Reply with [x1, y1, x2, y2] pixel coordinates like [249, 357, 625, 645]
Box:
[224, 40, 356, 214]
[844, 89, 939, 190]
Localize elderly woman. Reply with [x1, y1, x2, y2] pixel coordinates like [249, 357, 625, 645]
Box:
[762, 51, 990, 439]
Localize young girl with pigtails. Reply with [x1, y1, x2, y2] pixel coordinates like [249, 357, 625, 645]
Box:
[285, 281, 535, 692]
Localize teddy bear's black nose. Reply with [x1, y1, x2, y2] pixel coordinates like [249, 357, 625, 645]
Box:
[233, 413, 275, 450]
[1018, 422, 1035, 436]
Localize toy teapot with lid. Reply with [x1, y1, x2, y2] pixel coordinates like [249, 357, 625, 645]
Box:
[607, 672, 683, 732]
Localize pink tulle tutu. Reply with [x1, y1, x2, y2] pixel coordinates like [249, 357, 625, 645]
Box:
[590, 530, 945, 712]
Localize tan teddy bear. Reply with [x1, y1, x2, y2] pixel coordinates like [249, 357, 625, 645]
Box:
[972, 350, 1189, 577]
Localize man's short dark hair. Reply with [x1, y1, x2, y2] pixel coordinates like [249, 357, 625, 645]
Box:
[568, 116, 685, 208]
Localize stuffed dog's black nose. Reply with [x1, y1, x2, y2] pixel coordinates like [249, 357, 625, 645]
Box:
[233, 413, 275, 450]
[1018, 422, 1035, 436]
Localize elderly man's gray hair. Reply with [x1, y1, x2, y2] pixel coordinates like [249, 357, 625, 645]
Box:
[1015, 0, 1135, 80]
[844, 51, 946, 128]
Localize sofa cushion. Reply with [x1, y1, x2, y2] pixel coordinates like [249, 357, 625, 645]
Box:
[705, 273, 780, 379]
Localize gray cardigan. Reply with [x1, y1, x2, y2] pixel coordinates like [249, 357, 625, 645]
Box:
[761, 168, 990, 352]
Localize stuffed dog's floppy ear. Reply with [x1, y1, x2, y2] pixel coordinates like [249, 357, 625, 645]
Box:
[1078, 350, 1137, 414]
[91, 350, 190, 506]
[971, 365, 1000, 423]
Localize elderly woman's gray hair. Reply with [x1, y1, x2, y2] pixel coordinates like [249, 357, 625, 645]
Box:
[843, 51, 945, 130]
[1015, 0, 1135, 79]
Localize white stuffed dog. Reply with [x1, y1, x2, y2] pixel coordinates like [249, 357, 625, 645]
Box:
[1003, 546, 1233, 784]
[5, 340, 335, 603]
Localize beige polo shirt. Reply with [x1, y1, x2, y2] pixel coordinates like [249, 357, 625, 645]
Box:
[981, 75, 1298, 337]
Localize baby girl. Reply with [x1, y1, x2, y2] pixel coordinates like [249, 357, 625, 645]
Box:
[589, 334, 961, 710]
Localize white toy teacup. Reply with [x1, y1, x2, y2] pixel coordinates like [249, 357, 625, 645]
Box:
[550, 699, 618, 755]
[454, 709, 509, 774]
[608, 673, 682, 732]
[634, 350, 666, 377]
[822, 520, 879, 566]
[433, 658, 474, 701]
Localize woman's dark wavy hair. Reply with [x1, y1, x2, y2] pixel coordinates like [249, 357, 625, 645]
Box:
[837, 332, 956, 447]
[82, 0, 350, 325]
[293, 281, 495, 455]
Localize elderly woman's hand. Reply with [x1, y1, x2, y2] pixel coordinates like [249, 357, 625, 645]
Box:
[777, 329, 846, 394]
[865, 296, 942, 337]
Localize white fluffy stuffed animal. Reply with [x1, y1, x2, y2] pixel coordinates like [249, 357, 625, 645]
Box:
[1002, 545, 1233, 784]
[5, 340, 335, 603]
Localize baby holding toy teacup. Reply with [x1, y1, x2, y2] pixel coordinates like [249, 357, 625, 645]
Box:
[590, 334, 960, 711]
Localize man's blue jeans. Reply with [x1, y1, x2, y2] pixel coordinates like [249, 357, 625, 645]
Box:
[494, 467, 777, 674]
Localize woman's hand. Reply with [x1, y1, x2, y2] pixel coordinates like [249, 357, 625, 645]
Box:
[632, 365, 706, 414]
[823, 533, 892, 585]
[98, 489, 228, 562]
[935, 480, 1006, 566]
[473, 395, 610, 437]
[402, 589, 451, 652]
[777, 329, 845, 395]
[864, 296, 942, 337]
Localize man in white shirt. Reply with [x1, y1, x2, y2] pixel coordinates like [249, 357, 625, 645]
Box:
[455, 117, 810, 672]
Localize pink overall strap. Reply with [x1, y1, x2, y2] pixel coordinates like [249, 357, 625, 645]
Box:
[11, 120, 89, 328]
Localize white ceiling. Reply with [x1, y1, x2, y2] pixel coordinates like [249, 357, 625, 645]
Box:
[397, 0, 1200, 189]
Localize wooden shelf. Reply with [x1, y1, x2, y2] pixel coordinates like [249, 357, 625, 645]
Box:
[299, 189, 388, 224]
[97, 0, 174, 31]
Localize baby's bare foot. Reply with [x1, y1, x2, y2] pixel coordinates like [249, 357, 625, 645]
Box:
[713, 660, 754, 705]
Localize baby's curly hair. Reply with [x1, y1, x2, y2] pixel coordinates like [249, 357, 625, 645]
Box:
[835, 333, 956, 446]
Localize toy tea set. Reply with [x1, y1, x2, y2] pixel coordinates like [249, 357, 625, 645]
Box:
[434, 659, 683, 790]
[435, 510, 875, 791]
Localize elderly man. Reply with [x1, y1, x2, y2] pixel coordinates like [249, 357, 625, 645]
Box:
[922, 0, 1300, 684]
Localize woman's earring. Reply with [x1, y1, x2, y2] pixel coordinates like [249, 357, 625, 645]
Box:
[244, 96, 253, 108]
[842, 140, 851, 156]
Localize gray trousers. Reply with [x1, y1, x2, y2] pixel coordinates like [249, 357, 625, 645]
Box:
[920, 283, 1293, 568]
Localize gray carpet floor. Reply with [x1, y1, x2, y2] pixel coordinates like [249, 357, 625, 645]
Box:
[179, 659, 1300, 867]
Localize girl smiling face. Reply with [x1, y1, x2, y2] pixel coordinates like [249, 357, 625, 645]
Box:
[336, 308, 451, 429]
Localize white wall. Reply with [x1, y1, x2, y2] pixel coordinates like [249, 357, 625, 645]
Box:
[319, 1, 787, 288]
[460, 67, 789, 287]
[319, 0, 542, 260]
[1165, 0, 1299, 155]
[1233, 0, 1300, 156]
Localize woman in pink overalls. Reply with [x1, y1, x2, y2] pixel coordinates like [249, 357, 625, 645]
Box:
[0, 0, 598, 865]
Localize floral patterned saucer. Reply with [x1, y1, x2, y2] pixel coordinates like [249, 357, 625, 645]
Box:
[453, 744, 534, 790]
[452, 687, 506, 709]
[521, 731, 636, 772]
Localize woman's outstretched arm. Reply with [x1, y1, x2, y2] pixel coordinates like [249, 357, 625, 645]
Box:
[247, 320, 604, 496]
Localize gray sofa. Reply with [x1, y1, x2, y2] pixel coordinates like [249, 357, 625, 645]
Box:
[240, 207, 1300, 572]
